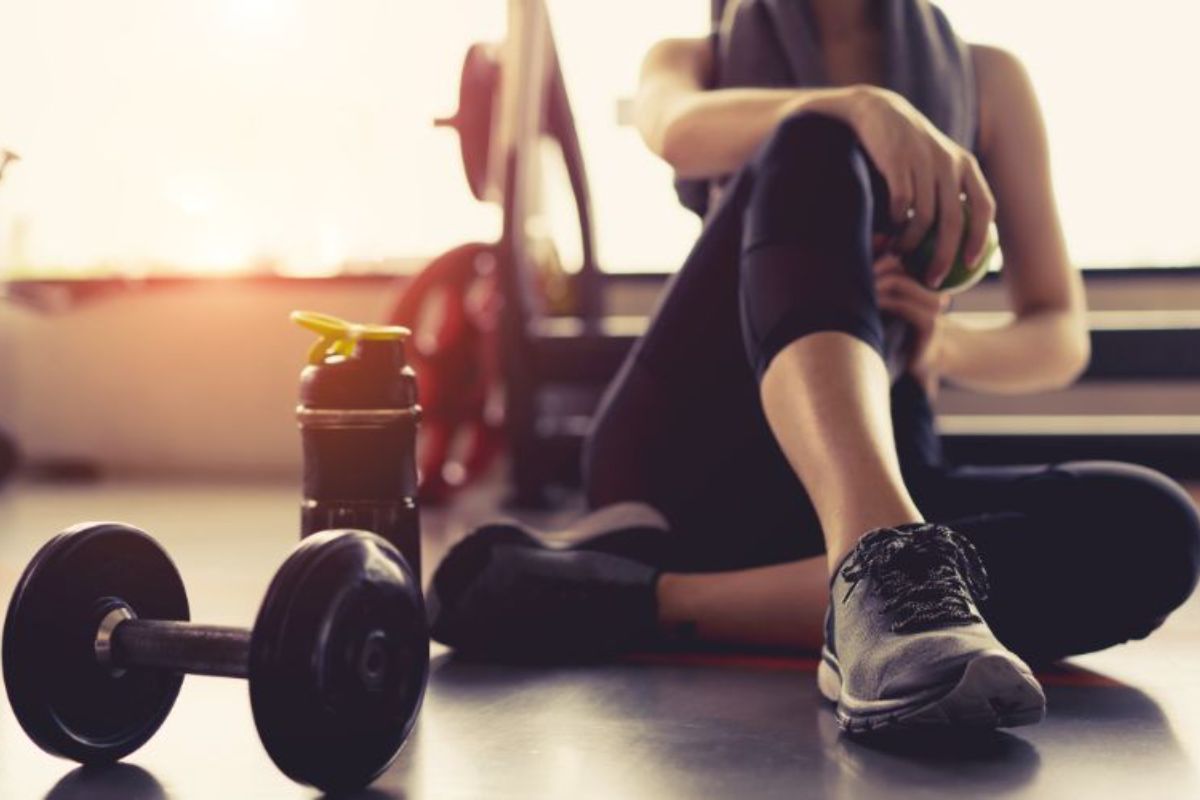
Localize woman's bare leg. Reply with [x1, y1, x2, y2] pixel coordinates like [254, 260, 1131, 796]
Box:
[653, 333, 922, 649]
[760, 332, 922, 571]
[657, 557, 830, 649]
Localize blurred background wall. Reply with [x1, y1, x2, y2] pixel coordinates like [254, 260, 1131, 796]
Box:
[2, 0, 1200, 478]
[5, 274, 1200, 478]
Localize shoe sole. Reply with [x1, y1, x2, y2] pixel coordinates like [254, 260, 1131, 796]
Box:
[818, 649, 1046, 734]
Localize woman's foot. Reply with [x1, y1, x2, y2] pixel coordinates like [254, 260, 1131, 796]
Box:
[428, 523, 664, 662]
[818, 523, 1046, 733]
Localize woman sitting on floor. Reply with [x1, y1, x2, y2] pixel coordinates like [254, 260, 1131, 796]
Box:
[427, 0, 1200, 733]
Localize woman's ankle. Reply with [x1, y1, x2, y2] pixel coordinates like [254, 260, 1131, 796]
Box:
[824, 511, 925, 575]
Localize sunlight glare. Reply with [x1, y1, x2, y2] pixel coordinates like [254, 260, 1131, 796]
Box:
[0, 1, 1195, 277]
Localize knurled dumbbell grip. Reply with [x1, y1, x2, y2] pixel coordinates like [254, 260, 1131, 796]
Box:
[110, 619, 250, 679]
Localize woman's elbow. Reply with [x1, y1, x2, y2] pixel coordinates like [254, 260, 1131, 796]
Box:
[1047, 318, 1092, 389]
[633, 99, 695, 175]
[658, 121, 699, 175]
[1059, 333, 1091, 387]
[1012, 310, 1090, 392]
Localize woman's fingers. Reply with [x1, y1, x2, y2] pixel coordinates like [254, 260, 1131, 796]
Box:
[878, 294, 940, 344]
[873, 252, 904, 275]
[877, 272, 947, 376]
[876, 271, 943, 306]
[886, 163, 915, 230]
[876, 272, 944, 324]
[854, 95, 996, 280]
[959, 155, 996, 265]
[896, 162, 935, 253]
[871, 233, 889, 256]
[927, 168, 965, 288]
[878, 292, 933, 335]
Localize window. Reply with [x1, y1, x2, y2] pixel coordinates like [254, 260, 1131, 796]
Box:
[1, 1, 1196, 278]
[939, 0, 1200, 269]
[0, 0, 507, 278]
[562, 0, 1200, 272]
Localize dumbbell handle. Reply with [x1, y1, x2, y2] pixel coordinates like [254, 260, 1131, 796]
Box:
[99, 612, 250, 679]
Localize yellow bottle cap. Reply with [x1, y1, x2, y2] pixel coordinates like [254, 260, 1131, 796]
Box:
[291, 310, 410, 365]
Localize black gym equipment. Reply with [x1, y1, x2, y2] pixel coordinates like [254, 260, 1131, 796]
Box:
[432, 0, 1032, 504]
[398, 0, 609, 506]
[419, 0, 1200, 501]
[3, 522, 429, 793]
[435, 43, 500, 203]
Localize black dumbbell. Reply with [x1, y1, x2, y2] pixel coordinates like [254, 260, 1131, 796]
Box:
[2, 522, 429, 793]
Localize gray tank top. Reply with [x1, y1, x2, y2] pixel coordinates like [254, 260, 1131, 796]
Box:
[679, 0, 978, 216]
[677, 0, 978, 378]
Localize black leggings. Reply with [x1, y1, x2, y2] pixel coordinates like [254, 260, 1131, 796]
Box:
[583, 112, 1200, 662]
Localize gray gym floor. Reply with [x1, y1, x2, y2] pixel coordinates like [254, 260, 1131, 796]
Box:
[2, 480, 1199, 799]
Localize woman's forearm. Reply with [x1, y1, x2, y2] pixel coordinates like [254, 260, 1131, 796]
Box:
[938, 310, 1090, 394]
[641, 86, 863, 179]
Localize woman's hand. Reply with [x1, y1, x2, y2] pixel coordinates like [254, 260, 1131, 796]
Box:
[847, 86, 996, 289]
[874, 252, 949, 393]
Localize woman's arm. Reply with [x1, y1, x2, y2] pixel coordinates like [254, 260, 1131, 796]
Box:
[636, 37, 996, 287]
[938, 311, 1087, 394]
[632, 37, 860, 179]
[936, 46, 1090, 393]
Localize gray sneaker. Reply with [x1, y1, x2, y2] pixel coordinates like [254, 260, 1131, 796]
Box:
[817, 524, 1046, 733]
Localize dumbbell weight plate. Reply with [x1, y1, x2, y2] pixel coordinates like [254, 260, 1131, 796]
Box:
[2, 522, 189, 762]
[435, 42, 500, 202]
[248, 530, 429, 792]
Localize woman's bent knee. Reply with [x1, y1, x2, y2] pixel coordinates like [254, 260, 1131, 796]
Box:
[745, 112, 876, 250]
[1118, 464, 1200, 620]
[738, 111, 887, 375]
[1068, 461, 1200, 623]
[758, 111, 859, 166]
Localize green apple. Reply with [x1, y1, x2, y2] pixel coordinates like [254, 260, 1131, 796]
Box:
[902, 202, 1000, 294]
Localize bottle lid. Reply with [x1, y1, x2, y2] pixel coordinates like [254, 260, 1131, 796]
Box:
[292, 310, 416, 410]
[292, 310, 410, 366]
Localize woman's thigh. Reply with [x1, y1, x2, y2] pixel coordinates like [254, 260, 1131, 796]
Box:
[582, 166, 764, 514]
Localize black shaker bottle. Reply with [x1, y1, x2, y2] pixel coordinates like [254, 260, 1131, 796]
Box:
[292, 311, 422, 579]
